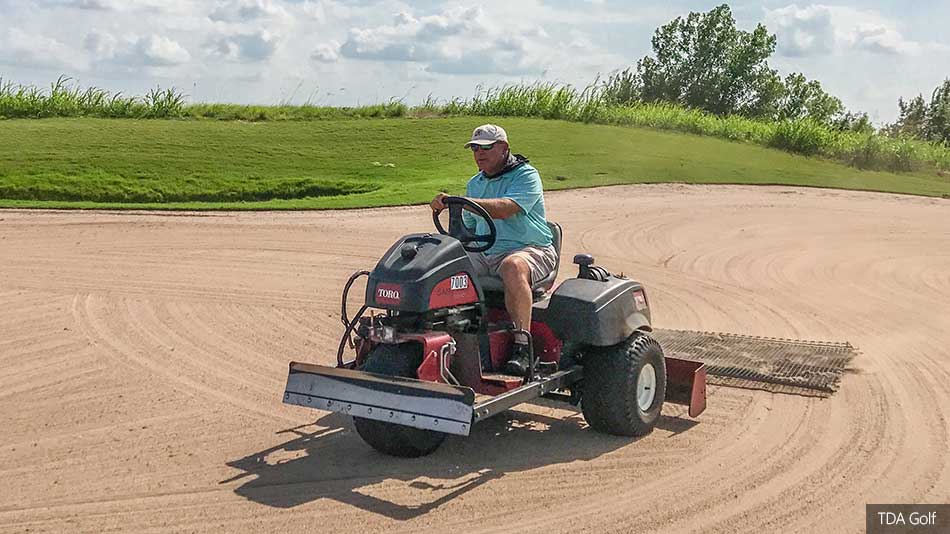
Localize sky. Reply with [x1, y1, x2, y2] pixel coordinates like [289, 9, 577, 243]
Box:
[1, 0, 948, 123]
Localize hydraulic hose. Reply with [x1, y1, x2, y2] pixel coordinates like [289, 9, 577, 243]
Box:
[337, 270, 370, 367]
[341, 270, 370, 327]
[337, 304, 368, 368]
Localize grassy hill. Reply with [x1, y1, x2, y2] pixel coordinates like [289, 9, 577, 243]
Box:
[1, 116, 948, 210]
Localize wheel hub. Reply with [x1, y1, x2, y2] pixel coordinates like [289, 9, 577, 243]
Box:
[637, 363, 657, 411]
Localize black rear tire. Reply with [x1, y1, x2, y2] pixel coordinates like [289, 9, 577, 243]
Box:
[352, 343, 448, 457]
[581, 332, 666, 437]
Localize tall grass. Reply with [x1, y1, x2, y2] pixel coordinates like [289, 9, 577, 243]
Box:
[441, 82, 607, 122]
[3, 77, 948, 173]
[0, 76, 184, 118]
[435, 82, 950, 173]
[0, 77, 407, 121]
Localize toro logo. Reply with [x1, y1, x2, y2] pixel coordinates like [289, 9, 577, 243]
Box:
[633, 289, 647, 311]
[376, 284, 401, 304]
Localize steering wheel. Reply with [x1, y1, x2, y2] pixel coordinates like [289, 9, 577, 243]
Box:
[432, 196, 497, 253]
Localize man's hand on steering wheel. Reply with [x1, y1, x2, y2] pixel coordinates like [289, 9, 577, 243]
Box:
[430, 192, 450, 212]
[431, 195, 497, 253]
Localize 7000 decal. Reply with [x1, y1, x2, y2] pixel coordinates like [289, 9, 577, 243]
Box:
[450, 274, 469, 290]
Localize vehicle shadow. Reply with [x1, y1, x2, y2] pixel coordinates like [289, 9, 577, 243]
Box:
[222, 403, 695, 520]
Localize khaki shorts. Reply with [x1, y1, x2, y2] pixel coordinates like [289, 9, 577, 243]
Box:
[467, 245, 558, 285]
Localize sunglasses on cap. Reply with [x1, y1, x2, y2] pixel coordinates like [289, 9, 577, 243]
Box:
[469, 143, 496, 152]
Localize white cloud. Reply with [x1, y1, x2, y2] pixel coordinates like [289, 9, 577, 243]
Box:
[333, 6, 560, 76]
[297, 0, 327, 23]
[851, 23, 919, 55]
[39, 0, 196, 14]
[427, 37, 545, 76]
[337, 9, 474, 62]
[0, 28, 88, 70]
[207, 31, 277, 62]
[311, 40, 340, 62]
[81, 31, 191, 68]
[208, 0, 287, 23]
[297, 0, 412, 24]
[766, 4, 925, 57]
[83, 30, 118, 60]
[73, 0, 113, 10]
[765, 4, 835, 56]
[135, 34, 191, 66]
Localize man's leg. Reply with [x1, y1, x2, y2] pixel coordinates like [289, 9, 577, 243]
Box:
[498, 255, 533, 334]
[498, 255, 533, 374]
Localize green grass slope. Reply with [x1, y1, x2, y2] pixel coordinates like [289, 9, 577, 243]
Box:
[1, 117, 948, 210]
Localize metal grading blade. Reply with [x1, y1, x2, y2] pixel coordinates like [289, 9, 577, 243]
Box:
[283, 362, 476, 436]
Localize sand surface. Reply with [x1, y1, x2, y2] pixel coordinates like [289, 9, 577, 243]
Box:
[1, 184, 948, 533]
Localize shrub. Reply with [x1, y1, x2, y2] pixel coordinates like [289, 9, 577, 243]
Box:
[769, 119, 830, 156]
[849, 134, 885, 170]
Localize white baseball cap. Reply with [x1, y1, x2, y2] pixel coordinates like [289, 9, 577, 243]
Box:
[464, 124, 508, 148]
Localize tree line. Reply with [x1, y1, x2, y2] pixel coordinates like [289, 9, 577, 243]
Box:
[602, 4, 947, 144]
[887, 81, 950, 144]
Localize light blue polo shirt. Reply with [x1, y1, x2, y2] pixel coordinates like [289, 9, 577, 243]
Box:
[463, 162, 553, 255]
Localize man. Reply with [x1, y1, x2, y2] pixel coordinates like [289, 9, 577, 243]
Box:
[430, 124, 555, 375]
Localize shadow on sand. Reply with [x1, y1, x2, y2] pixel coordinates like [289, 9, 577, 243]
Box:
[221, 402, 697, 520]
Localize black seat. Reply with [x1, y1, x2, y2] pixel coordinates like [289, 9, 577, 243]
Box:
[478, 221, 562, 299]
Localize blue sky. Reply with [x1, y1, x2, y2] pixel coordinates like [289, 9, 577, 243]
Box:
[1, 0, 947, 123]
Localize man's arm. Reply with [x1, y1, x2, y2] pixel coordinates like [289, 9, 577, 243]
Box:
[467, 197, 521, 219]
[431, 192, 521, 220]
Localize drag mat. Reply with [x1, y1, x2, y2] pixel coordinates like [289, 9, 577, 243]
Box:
[653, 329, 858, 397]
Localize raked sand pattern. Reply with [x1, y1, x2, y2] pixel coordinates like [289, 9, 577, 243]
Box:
[1, 184, 948, 533]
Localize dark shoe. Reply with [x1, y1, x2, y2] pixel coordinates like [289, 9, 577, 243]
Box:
[504, 343, 532, 375]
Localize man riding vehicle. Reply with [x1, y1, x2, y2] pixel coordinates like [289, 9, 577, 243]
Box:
[430, 124, 556, 375]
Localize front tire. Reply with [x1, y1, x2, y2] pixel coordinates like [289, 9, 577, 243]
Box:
[352, 343, 447, 457]
[581, 332, 666, 436]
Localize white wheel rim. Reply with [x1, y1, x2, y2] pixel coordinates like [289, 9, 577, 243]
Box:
[637, 363, 657, 412]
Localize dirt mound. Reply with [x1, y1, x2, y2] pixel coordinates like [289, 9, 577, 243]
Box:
[1, 184, 948, 532]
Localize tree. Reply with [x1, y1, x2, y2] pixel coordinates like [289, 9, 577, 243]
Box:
[775, 73, 843, 124]
[893, 95, 928, 138]
[636, 4, 781, 117]
[925, 79, 950, 144]
[889, 79, 950, 144]
[601, 3, 849, 125]
[832, 111, 874, 134]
